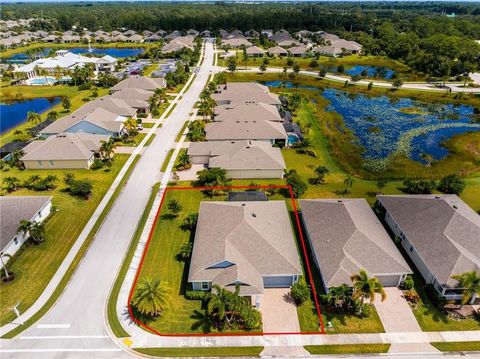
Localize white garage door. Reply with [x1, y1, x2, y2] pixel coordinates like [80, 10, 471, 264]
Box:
[263, 276, 293, 288]
[377, 275, 401, 287]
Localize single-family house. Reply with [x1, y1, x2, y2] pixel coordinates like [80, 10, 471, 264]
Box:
[200, 30, 212, 38]
[162, 35, 195, 53]
[187, 29, 199, 37]
[267, 46, 288, 56]
[188, 200, 302, 307]
[288, 45, 308, 57]
[0, 196, 52, 263]
[21, 133, 110, 169]
[72, 96, 137, 119]
[144, 34, 162, 43]
[300, 199, 412, 293]
[212, 83, 281, 107]
[40, 107, 127, 138]
[188, 140, 286, 179]
[213, 102, 282, 123]
[222, 37, 252, 48]
[110, 88, 152, 114]
[165, 30, 182, 40]
[110, 76, 166, 93]
[244, 30, 260, 38]
[246, 45, 264, 57]
[377, 195, 480, 302]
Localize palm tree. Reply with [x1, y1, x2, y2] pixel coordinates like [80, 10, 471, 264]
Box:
[2, 176, 21, 192]
[207, 284, 241, 325]
[123, 117, 138, 138]
[351, 270, 386, 310]
[29, 222, 46, 243]
[344, 175, 355, 193]
[27, 111, 41, 124]
[451, 271, 480, 306]
[8, 150, 25, 169]
[328, 283, 351, 309]
[46, 110, 58, 121]
[17, 220, 33, 241]
[131, 277, 171, 316]
[99, 139, 115, 161]
[314, 166, 330, 184]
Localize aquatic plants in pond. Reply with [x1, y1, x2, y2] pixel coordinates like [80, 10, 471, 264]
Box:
[320, 89, 480, 167]
[344, 65, 395, 80]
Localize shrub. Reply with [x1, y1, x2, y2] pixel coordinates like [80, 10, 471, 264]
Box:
[239, 305, 262, 330]
[290, 278, 310, 305]
[285, 169, 308, 198]
[78, 82, 92, 90]
[70, 179, 93, 199]
[426, 284, 447, 308]
[401, 275, 414, 290]
[359, 303, 371, 318]
[437, 174, 466, 195]
[403, 179, 436, 194]
[404, 289, 420, 304]
[177, 242, 192, 261]
[90, 159, 104, 170]
[185, 290, 207, 300]
[63, 172, 75, 186]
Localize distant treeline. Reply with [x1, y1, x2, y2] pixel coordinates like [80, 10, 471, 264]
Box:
[3, 2, 480, 78]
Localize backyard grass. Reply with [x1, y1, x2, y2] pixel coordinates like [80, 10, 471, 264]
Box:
[0, 85, 109, 145]
[107, 183, 160, 338]
[0, 154, 129, 324]
[135, 346, 264, 357]
[431, 341, 480, 352]
[304, 344, 390, 354]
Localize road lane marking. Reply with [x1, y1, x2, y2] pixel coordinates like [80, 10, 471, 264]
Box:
[0, 349, 121, 353]
[36, 324, 71, 329]
[20, 335, 109, 339]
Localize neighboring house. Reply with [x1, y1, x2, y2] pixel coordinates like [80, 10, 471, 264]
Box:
[244, 30, 260, 38]
[71, 96, 137, 119]
[164, 30, 182, 40]
[188, 200, 302, 307]
[14, 51, 117, 78]
[0, 196, 52, 262]
[276, 39, 301, 48]
[144, 34, 162, 43]
[187, 29, 199, 36]
[267, 46, 288, 56]
[214, 102, 282, 123]
[212, 82, 281, 106]
[187, 140, 286, 179]
[205, 118, 287, 143]
[300, 199, 412, 293]
[127, 34, 144, 43]
[21, 133, 110, 169]
[377, 194, 480, 302]
[221, 37, 253, 48]
[288, 45, 308, 57]
[312, 45, 343, 57]
[162, 35, 195, 53]
[40, 107, 127, 138]
[200, 30, 212, 38]
[110, 88, 153, 114]
[246, 45, 264, 57]
[110, 76, 166, 93]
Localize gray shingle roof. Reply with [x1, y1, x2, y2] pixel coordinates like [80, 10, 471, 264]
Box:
[111, 76, 166, 92]
[188, 140, 285, 171]
[212, 82, 281, 106]
[377, 195, 480, 288]
[205, 118, 287, 141]
[0, 196, 52, 250]
[188, 201, 302, 295]
[300, 199, 411, 288]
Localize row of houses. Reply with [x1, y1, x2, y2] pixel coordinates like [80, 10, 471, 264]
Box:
[187, 82, 304, 179]
[187, 194, 480, 307]
[220, 29, 362, 57]
[20, 76, 166, 169]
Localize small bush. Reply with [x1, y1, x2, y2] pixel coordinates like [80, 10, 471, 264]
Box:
[404, 289, 420, 304]
[78, 82, 92, 90]
[90, 159, 104, 170]
[69, 179, 93, 199]
[359, 304, 371, 318]
[401, 275, 414, 290]
[290, 278, 310, 306]
[185, 290, 207, 300]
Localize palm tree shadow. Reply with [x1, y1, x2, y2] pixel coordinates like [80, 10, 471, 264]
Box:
[190, 309, 214, 333]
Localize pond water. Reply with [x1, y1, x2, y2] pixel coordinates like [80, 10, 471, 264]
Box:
[344, 65, 395, 80]
[264, 81, 480, 164]
[0, 97, 61, 134]
[5, 47, 144, 63]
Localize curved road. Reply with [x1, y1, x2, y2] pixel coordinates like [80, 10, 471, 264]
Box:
[0, 39, 215, 359]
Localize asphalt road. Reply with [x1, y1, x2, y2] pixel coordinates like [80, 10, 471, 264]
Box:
[0, 39, 215, 359]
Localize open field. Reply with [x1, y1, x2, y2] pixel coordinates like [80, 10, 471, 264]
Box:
[0, 85, 109, 145]
[0, 154, 129, 324]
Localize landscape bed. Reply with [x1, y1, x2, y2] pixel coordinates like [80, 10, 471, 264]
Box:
[127, 185, 325, 336]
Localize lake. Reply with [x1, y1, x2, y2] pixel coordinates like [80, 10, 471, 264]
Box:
[344, 65, 395, 80]
[0, 97, 61, 134]
[4, 47, 144, 63]
[264, 81, 480, 164]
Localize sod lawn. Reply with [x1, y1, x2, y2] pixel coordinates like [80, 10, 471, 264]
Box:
[305, 344, 391, 354]
[135, 346, 264, 357]
[0, 154, 129, 324]
[431, 341, 480, 352]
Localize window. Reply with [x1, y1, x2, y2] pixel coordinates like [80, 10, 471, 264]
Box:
[37, 161, 43, 166]
[49, 161, 54, 166]
[410, 246, 413, 252]
[201, 282, 210, 290]
[14, 238, 18, 245]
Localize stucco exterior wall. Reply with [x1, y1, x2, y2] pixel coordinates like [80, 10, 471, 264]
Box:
[23, 157, 93, 170]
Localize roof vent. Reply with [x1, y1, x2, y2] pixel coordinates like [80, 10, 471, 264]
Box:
[338, 199, 342, 202]
[453, 205, 458, 210]
[246, 146, 250, 149]
[252, 213, 256, 217]
[435, 196, 440, 199]
[241, 203, 246, 206]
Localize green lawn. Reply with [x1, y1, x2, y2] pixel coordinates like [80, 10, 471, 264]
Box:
[107, 183, 160, 338]
[305, 344, 390, 355]
[115, 133, 147, 147]
[0, 85, 109, 146]
[160, 149, 175, 172]
[135, 346, 264, 357]
[0, 155, 129, 324]
[220, 54, 422, 81]
[431, 341, 480, 352]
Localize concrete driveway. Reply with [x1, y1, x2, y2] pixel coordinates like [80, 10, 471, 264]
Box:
[374, 287, 439, 353]
[259, 288, 300, 333]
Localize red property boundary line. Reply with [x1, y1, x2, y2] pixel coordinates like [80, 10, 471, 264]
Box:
[127, 185, 326, 336]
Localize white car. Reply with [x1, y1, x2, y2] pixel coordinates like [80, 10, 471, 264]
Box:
[136, 124, 144, 130]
